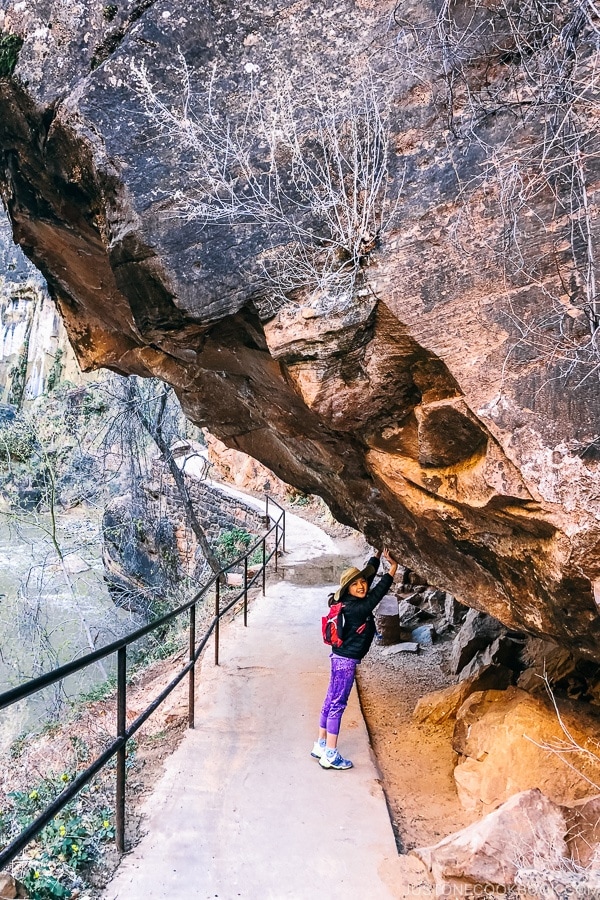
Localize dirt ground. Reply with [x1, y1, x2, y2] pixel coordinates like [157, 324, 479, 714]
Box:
[358, 636, 475, 853]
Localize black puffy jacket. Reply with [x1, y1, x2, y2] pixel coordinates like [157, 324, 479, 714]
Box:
[333, 556, 394, 661]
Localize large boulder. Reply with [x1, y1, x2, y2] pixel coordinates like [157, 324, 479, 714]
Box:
[449, 609, 505, 675]
[1, 1, 600, 658]
[452, 688, 600, 813]
[444, 592, 469, 627]
[457, 634, 524, 682]
[412, 788, 568, 889]
[102, 494, 180, 615]
[518, 637, 579, 685]
[413, 665, 513, 725]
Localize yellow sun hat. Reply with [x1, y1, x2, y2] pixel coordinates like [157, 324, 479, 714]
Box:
[334, 563, 375, 601]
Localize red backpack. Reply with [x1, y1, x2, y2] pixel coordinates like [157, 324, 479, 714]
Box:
[322, 602, 345, 647]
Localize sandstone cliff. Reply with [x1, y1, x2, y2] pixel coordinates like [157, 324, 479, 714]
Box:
[0, 210, 84, 401]
[0, 1, 599, 657]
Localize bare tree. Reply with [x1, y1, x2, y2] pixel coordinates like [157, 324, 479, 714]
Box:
[113, 377, 222, 577]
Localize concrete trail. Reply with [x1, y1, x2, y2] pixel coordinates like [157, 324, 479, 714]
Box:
[102, 507, 403, 900]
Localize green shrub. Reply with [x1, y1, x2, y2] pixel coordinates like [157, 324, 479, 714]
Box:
[9, 733, 29, 759]
[7, 342, 28, 407]
[0, 33, 23, 78]
[45, 350, 64, 394]
[215, 526, 262, 566]
[0, 418, 36, 462]
[76, 674, 117, 705]
[80, 387, 108, 417]
[129, 625, 186, 671]
[1, 774, 115, 900]
[286, 488, 310, 506]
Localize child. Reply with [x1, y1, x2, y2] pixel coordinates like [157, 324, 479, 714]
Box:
[313, 547, 398, 769]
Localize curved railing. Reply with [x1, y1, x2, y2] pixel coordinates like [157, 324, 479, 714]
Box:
[0, 495, 285, 868]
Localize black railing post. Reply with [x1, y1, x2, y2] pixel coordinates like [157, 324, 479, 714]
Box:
[262, 538, 266, 596]
[244, 555, 248, 627]
[215, 579, 220, 666]
[116, 647, 127, 853]
[189, 604, 196, 728]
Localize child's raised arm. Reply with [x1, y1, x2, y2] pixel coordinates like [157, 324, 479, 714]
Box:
[383, 548, 398, 578]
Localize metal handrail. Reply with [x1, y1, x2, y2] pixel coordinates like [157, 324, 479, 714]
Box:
[0, 494, 286, 868]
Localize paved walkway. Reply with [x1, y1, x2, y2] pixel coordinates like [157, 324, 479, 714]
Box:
[102, 508, 406, 900]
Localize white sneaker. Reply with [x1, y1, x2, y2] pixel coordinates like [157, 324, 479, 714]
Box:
[311, 741, 325, 759]
[319, 750, 353, 770]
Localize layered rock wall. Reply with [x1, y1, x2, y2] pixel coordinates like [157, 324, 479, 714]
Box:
[0, 211, 84, 401]
[0, 1, 599, 656]
[150, 459, 267, 550]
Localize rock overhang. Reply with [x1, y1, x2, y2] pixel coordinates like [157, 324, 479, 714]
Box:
[1, 0, 600, 657]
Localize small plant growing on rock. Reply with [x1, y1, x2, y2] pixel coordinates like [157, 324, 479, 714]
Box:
[45, 349, 64, 394]
[7, 341, 29, 408]
[286, 488, 310, 507]
[0, 33, 24, 78]
[394, 0, 600, 378]
[0, 416, 36, 464]
[130, 53, 399, 317]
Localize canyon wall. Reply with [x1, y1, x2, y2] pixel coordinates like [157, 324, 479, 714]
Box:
[0, 211, 83, 401]
[0, 1, 599, 657]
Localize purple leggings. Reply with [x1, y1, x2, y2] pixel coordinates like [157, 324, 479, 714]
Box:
[319, 655, 358, 736]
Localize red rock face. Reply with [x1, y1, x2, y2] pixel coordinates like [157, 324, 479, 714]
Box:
[1, 1, 599, 656]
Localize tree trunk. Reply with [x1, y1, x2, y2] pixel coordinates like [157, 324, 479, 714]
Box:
[127, 381, 223, 577]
